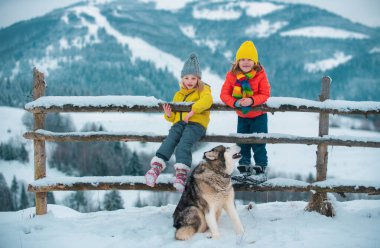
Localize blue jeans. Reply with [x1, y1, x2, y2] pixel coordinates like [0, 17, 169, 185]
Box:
[237, 114, 268, 167]
[156, 121, 206, 167]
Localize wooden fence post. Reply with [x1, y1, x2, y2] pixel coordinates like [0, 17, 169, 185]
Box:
[33, 68, 47, 215]
[306, 76, 335, 217]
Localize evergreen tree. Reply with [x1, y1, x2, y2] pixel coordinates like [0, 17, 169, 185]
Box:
[134, 192, 147, 208]
[21, 112, 34, 131]
[306, 173, 315, 183]
[103, 190, 124, 211]
[19, 184, 29, 210]
[66, 191, 90, 212]
[98, 124, 104, 131]
[10, 176, 19, 210]
[0, 143, 11, 160]
[0, 140, 29, 163]
[294, 174, 302, 181]
[47, 192, 56, 204]
[19, 145, 29, 163]
[125, 151, 143, 176]
[0, 173, 14, 211]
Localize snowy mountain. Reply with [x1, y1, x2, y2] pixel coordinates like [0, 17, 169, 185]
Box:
[0, 0, 379, 107]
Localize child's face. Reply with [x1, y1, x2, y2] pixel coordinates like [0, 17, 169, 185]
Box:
[238, 59, 255, 73]
[182, 74, 198, 89]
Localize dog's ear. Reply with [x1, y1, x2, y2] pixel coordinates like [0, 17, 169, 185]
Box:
[204, 151, 218, 161]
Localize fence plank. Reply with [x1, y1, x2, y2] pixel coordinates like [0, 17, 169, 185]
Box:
[306, 76, 334, 216]
[27, 177, 380, 195]
[32, 68, 47, 215]
[23, 131, 380, 148]
[317, 76, 331, 181]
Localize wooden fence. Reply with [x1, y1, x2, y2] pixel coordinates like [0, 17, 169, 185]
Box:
[25, 68, 380, 217]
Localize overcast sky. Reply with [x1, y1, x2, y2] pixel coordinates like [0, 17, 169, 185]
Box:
[0, 0, 379, 29]
[0, 0, 80, 28]
[276, 0, 380, 27]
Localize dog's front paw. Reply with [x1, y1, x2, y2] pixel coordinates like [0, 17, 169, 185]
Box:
[207, 232, 220, 239]
[211, 233, 221, 239]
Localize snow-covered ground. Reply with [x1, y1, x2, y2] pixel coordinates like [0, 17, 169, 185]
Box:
[1, 200, 379, 248]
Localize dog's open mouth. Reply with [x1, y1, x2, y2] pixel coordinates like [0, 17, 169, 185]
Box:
[232, 153, 241, 159]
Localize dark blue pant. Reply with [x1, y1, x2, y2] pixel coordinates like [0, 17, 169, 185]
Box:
[156, 121, 206, 167]
[237, 114, 268, 167]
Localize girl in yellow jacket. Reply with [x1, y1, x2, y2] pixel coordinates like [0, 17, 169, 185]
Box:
[145, 53, 213, 192]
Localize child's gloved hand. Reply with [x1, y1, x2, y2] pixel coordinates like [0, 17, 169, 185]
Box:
[240, 98, 254, 107]
[184, 110, 195, 123]
[163, 103, 172, 117]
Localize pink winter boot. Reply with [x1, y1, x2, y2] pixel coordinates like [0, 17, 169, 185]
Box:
[145, 156, 166, 187]
[173, 163, 190, 192]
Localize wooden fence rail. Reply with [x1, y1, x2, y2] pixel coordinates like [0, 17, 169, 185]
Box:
[27, 177, 380, 195]
[25, 68, 380, 217]
[23, 130, 380, 148]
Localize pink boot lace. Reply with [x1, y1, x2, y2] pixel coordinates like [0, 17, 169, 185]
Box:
[173, 168, 189, 192]
[145, 161, 163, 187]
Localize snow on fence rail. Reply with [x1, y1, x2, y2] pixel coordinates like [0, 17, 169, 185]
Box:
[25, 95, 380, 115]
[25, 68, 380, 217]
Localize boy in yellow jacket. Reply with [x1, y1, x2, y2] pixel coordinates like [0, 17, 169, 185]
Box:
[145, 54, 213, 192]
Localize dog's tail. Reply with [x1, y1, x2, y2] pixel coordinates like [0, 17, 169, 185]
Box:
[175, 226, 196, 240]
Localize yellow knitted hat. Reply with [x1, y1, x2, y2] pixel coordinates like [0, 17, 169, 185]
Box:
[235, 40, 258, 63]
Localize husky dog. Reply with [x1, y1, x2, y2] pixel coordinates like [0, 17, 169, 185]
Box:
[173, 145, 244, 240]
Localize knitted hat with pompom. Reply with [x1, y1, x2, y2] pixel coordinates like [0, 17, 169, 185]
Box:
[235, 40, 258, 63]
[181, 53, 201, 79]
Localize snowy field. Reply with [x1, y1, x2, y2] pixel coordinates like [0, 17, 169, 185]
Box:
[0, 200, 379, 248]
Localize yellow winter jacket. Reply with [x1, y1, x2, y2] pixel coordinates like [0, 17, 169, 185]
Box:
[164, 84, 213, 129]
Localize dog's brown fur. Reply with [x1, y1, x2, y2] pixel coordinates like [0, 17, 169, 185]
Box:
[173, 145, 244, 240]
